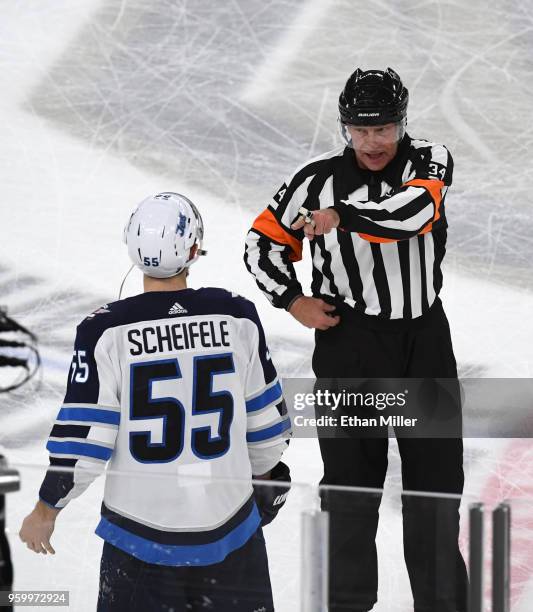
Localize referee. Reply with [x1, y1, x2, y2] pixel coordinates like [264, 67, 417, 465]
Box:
[244, 68, 467, 612]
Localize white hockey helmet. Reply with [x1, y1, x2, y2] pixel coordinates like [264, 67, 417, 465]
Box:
[123, 192, 206, 278]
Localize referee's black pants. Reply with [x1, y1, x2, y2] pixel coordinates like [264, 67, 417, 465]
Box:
[312, 298, 468, 612]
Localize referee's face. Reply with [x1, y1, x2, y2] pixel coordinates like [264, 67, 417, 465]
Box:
[347, 123, 399, 172]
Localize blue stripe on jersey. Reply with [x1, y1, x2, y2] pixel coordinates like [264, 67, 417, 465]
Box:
[246, 418, 291, 443]
[58, 407, 120, 426]
[94, 504, 261, 566]
[46, 440, 113, 461]
[245, 382, 282, 413]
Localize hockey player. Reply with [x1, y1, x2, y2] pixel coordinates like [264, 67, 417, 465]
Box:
[244, 69, 467, 611]
[20, 192, 291, 612]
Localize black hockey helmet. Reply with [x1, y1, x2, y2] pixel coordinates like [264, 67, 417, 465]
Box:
[338, 68, 408, 126]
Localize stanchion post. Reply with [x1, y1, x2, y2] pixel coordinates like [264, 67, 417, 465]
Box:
[469, 502, 484, 612]
[492, 502, 511, 612]
[301, 509, 329, 612]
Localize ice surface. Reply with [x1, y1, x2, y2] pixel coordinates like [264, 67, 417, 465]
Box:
[1, 1, 532, 610]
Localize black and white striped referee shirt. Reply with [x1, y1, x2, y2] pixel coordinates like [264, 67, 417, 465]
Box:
[244, 135, 453, 320]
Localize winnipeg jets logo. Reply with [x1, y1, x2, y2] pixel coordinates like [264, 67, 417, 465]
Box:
[168, 302, 187, 315]
[86, 304, 110, 320]
[176, 212, 187, 237]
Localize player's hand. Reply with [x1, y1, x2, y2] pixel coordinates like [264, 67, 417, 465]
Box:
[289, 296, 340, 330]
[19, 501, 59, 554]
[291, 208, 340, 240]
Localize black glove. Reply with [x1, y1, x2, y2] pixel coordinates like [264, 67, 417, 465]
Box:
[253, 461, 291, 527]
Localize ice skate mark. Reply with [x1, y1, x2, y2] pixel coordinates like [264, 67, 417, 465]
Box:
[440, 27, 533, 164]
[0, 274, 42, 299]
[0, 410, 64, 448]
[307, 87, 329, 159]
[267, 335, 313, 378]
[21, 291, 105, 330]
[229, 0, 267, 60]
[221, 95, 303, 150]
[110, 0, 127, 31]
[457, 362, 488, 378]
[240, 0, 334, 104]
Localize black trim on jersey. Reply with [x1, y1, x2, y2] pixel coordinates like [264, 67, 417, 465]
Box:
[443, 151, 454, 185]
[357, 190, 434, 221]
[418, 235, 429, 314]
[410, 144, 454, 186]
[76, 287, 280, 345]
[310, 256, 325, 302]
[265, 205, 304, 239]
[306, 168, 331, 210]
[100, 494, 256, 546]
[308, 165, 344, 300]
[397, 241, 412, 319]
[335, 190, 434, 237]
[278, 285, 306, 311]
[368, 178, 392, 317]
[370, 243, 392, 318]
[247, 227, 293, 249]
[257, 237, 293, 287]
[244, 242, 273, 302]
[312, 237, 340, 298]
[336, 209, 434, 241]
[64, 325, 102, 405]
[238, 299, 277, 384]
[50, 424, 91, 439]
[337, 232, 366, 309]
[255, 236, 303, 310]
[38, 457, 76, 507]
[332, 151, 367, 309]
[273, 158, 338, 220]
[383, 135, 413, 184]
[244, 230, 303, 309]
[279, 244, 299, 281]
[432, 226, 447, 298]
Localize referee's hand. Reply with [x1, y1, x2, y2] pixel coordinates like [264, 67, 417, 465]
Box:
[291, 208, 340, 240]
[289, 296, 340, 330]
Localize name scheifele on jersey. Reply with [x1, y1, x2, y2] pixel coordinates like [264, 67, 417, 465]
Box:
[128, 319, 230, 356]
[38, 288, 290, 567]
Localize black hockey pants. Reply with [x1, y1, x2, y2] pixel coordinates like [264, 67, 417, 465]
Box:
[97, 528, 273, 612]
[312, 298, 468, 612]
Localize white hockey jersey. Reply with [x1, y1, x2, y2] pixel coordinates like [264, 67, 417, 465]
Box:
[39, 288, 290, 566]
